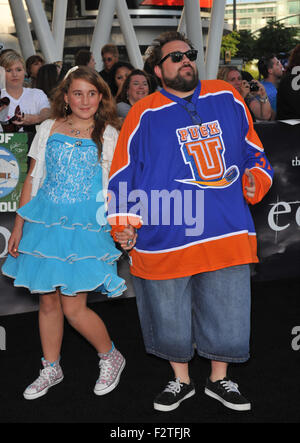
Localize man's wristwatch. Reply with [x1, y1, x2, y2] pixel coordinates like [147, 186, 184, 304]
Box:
[259, 96, 268, 103]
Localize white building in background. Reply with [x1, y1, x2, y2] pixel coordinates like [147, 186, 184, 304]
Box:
[224, 0, 300, 34]
[0, 0, 21, 53]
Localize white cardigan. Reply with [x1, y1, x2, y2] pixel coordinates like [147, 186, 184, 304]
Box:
[28, 119, 119, 205]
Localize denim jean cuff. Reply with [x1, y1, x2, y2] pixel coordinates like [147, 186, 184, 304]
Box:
[196, 349, 250, 363]
[145, 347, 195, 363]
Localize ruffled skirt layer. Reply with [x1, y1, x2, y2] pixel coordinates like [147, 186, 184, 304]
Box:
[2, 189, 126, 297]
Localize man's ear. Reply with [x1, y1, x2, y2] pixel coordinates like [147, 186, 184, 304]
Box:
[154, 64, 162, 81]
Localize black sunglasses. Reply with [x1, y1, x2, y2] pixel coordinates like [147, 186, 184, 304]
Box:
[158, 49, 198, 66]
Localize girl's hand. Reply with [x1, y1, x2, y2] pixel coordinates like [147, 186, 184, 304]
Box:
[115, 225, 137, 250]
[7, 227, 23, 258]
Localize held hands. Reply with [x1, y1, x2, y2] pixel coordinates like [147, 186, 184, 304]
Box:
[243, 168, 256, 200]
[115, 225, 137, 250]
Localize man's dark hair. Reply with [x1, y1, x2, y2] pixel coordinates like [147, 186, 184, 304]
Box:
[101, 44, 119, 58]
[75, 49, 92, 67]
[257, 54, 276, 79]
[286, 44, 300, 72]
[145, 31, 194, 72]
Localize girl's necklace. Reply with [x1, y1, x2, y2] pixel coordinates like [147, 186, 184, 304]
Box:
[67, 118, 94, 137]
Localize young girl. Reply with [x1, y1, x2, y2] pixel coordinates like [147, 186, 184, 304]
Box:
[2, 66, 136, 400]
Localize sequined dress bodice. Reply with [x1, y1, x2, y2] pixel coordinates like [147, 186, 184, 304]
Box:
[41, 134, 101, 204]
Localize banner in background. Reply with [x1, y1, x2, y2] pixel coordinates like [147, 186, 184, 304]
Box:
[0, 132, 28, 213]
[251, 121, 300, 281]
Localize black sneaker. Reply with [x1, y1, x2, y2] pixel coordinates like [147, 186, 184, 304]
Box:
[154, 378, 195, 412]
[204, 377, 251, 411]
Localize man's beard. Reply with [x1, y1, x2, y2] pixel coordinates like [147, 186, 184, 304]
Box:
[162, 66, 198, 92]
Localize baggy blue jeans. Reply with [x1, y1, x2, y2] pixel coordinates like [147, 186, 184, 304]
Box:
[132, 264, 251, 363]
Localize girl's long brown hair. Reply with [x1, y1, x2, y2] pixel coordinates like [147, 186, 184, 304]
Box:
[51, 66, 121, 157]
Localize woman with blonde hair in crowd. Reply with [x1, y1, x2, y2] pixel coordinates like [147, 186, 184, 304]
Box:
[0, 51, 50, 132]
[217, 66, 273, 121]
[2, 66, 135, 400]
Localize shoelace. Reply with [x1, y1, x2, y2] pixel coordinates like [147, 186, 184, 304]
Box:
[163, 378, 183, 396]
[32, 366, 57, 389]
[220, 379, 241, 394]
[98, 359, 113, 382]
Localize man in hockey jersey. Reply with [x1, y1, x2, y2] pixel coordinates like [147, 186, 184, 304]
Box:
[108, 31, 273, 412]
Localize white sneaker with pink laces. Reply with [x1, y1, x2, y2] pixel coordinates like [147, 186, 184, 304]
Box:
[23, 357, 64, 400]
[94, 347, 125, 396]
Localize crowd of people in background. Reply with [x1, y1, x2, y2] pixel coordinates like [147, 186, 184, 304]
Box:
[217, 44, 300, 121]
[1, 40, 299, 136]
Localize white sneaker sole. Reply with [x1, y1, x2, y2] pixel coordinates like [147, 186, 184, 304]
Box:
[94, 359, 126, 396]
[204, 387, 251, 411]
[23, 376, 64, 400]
[153, 389, 195, 412]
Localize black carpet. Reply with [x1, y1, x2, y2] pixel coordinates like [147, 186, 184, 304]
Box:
[0, 278, 300, 427]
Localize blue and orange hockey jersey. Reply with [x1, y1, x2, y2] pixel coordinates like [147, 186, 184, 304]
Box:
[108, 80, 273, 280]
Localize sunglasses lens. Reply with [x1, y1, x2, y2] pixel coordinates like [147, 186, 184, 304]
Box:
[170, 52, 184, 63]
[187, 50, 197, 61]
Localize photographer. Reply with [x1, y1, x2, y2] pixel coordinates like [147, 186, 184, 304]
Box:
[218, 66, 273, 121]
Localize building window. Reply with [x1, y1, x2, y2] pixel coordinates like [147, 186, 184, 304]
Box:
[239, 18, 252, 25]
[287, 15, 300, 25]
[288, 0, 300, 15]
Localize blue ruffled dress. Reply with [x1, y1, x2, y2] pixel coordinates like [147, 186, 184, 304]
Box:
[2, 133, 126, 297]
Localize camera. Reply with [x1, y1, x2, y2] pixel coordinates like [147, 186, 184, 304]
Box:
[249, 81, 259, 92]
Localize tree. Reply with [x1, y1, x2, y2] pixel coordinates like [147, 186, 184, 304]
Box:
[235, 30, 257, 62]
[220, 31, 240, 60]
[254, 19, 298, 58]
